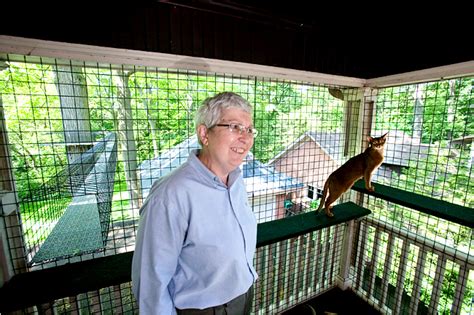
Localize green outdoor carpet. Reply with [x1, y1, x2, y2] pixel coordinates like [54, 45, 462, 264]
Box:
[31, 195, 104, 264]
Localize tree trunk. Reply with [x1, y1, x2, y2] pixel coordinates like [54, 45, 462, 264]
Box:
[142, 93, 159, 157]
[148, 115, 159, 157]
[446, 80, 456, 139]
[55, 65, 93, 163]
[413, 84, 424, 141]
[114, 70, 141, 215]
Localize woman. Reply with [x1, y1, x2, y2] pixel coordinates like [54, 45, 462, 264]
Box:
[132, 92, 258, 314]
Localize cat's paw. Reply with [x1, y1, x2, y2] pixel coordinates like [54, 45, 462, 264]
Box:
[325, 210, 334, 218]
[366, 186, 375, 192]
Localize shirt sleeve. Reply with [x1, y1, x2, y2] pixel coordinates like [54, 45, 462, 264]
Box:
[132, 194, 187, 314]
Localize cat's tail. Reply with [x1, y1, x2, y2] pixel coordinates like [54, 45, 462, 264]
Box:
[316, 179, 329, 212]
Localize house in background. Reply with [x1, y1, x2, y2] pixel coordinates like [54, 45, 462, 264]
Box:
[138, 136, 304, 223]
[450, 135, 474, 168]
[268, 132, 343, 202]
[268, 130, 431, 202]
[381, 130, 430, 177]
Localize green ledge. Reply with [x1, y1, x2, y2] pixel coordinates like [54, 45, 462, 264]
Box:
[257, 201, 371, 247]
[352, 180, 474, 228]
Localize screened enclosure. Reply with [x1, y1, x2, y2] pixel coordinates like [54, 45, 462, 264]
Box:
[0, 37, 473, 314]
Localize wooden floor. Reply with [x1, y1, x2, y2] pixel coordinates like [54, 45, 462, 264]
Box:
[282, 287, 381, 315]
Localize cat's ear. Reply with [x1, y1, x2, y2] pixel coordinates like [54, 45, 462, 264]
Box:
[367, 136, 374, 142]
[382, 132, 388, 139]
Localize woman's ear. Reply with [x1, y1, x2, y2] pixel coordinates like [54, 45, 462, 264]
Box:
[197, 124, 209, 146]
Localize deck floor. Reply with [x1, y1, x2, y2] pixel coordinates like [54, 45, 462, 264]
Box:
[282, 287, 381, 315]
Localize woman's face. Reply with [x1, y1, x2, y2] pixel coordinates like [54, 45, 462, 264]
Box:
[198, 107, 254, 178]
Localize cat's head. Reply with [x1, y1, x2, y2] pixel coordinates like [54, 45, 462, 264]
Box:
[367, 132, 388, 149]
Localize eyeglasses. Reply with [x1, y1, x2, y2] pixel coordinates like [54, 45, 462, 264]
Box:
[214, 123, 258, 138]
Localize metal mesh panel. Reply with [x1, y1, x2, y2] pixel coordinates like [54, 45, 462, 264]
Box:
[1, 56, 353, 270]
[15, 283, 139, 315]
[255, 226, 345, 313]
[7, 229, 346, 314]
[0, 50, 472, 314]
[352, 80, 474, 314]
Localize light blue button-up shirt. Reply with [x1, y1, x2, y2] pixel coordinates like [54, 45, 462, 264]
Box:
[132, 149, 258, 314]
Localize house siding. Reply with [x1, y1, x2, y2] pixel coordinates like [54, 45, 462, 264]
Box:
[271, 141, 339, 192]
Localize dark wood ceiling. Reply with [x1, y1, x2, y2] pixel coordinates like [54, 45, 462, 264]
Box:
[2, 1, 472, 78]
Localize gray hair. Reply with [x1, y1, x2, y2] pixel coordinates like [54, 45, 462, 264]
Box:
[195, 92, 253, 143]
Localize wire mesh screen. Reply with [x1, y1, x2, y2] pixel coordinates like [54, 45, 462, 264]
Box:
[368, 81, 472, 203]
[5, 225, 345, 315]
[0, 51, 472, 314]
[352, 80, 474, 314]
[31, 283, 138, 314]
[255, 226, 346, 314]
[0, 55, 352, 271]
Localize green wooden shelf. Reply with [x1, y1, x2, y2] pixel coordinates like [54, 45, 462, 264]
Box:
[257, 201, 371, 247]
[352, 180, 474, 228]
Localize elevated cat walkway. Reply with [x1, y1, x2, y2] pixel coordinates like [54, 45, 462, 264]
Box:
[30, 133, 118, 264]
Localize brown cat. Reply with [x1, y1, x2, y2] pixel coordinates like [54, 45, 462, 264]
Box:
[317, 133, 388, 217]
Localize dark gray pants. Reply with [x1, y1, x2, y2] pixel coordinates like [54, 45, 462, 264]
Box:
[176, 286, 254, 315]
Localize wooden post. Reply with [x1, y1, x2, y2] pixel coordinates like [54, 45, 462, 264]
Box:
[336, 220, 355, 290]
[355, 88, 377, 208]
[337, 87, 378, 291]
[361, 89, 376, 149]
[0, 69, 28, 287]
[342, 88, 364, 159]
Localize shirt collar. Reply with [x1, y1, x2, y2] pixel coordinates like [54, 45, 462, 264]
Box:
[188, 149, 242, 188]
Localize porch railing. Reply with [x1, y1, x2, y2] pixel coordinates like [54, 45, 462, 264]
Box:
[0, 202, 370, 314]
[0, 181, 471, 314]
[351, 181, 473, 315]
